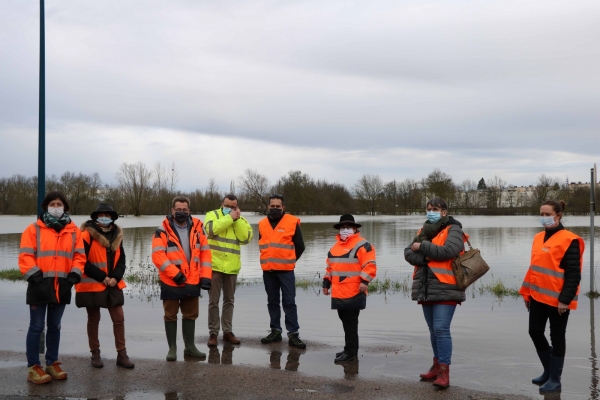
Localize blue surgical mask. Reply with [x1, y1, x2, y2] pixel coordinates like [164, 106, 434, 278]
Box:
[222, 207, 232, 216]
[96, 216, 112, 226]
[426, 211, 441, 223]
[339, 228, 354, 240]
[540, 216, 557, 228]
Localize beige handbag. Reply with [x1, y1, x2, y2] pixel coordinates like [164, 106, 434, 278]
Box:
[452, 236, 490, 290]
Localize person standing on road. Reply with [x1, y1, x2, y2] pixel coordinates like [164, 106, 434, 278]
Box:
[18, 191, 85, 384]
[323, 214, 376, 363]
[258, 194, 306, 349]
[75, 202, 134, 369]
[404, 197, 466, 389]
[152, 196, 212, 361]
[520, 200, 583, 394]
[204, 194, 253, 346]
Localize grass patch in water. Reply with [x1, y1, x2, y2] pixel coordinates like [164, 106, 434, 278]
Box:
[586, 290, 600, 299]
[478, 278, 520, 299]
[0, 268, 24, 281]
[368, 275, 411, 295]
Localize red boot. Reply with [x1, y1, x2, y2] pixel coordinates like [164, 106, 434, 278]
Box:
[419, 358, 439, 380]
[433, 364, 450, 388]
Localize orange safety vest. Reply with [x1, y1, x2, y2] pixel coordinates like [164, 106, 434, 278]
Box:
[520, 230, 584, 310]
[152, 217, 212, 287]
[19, 219, 85, 302]
[325, 233, 377, 301]
[76, 227, 126, 293]
[413, 226, 468, 285]
[258, 214, 299, 271]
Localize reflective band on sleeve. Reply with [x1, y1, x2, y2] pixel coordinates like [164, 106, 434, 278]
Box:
[152, 246, 167, 253]
[36, 224, 41, 254]
[211, 236, 239, 245]
[200, 245, 210, 251]
[74, 248, 85, 254]
[206, 220, 214, 237]
[159, 261, 171, 272]
[269, 243, 295, 250]
[71, 232, 76, 258]
[208, 245, 240, 255]
[429, 267, 455, 276]
[23, 266, 41, 279]
[166, 247, 179, 253]
[71, 267, 83, 276]
[201, 262, 212, 267]
[531, 265, 565, 279]
[20, 247, 36, 255]
[331, 271, 360, 276]
[359, 271, 373, 282]
[92, 262, 107, 269]
[361, 260, 376, 268]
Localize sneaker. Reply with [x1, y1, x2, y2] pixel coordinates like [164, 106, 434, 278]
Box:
[261, 330, 282, 344]
[45, 361, 67, 380]
[27, 365, 51, 384]
[288, 333, 306, 349]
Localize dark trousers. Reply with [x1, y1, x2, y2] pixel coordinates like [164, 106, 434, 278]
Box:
[529, 298, 570, 357]
[86, 305, 126, 351]
[338, 309, 360, 356]
[263, 271, 299, 334]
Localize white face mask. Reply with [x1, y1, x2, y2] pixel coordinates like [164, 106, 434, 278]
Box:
[339, 228, 354, 240]
[48, 207, 64, 218]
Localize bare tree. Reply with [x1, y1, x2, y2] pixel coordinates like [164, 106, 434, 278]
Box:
[424, 169, 456, 206]
[354, 174, 384, 215]
[457, 179, 478, 209]
[239, 169, 270, 213]
[533, 174, 559, 205]
[486, 175, 507, 208]
[117, 162, 153, 216]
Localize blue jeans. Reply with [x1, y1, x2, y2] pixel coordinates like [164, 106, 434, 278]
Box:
[422, 304, 456, 365]
[263, 271, 299, 334]
[26, 303, 66, 367]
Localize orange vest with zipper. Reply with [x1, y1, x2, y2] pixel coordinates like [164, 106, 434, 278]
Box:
[19, 219, 85, 303]
[413, 226, 468, 285]
[76, 230, 126, 292]
[258, 214, 299, 271]
[152, 217, 212, 287]
[325, 233, 377, 301]
[520, 230, 584, 310]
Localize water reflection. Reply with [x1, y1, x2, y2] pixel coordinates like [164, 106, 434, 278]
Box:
[268, 348, 305, 371]
[336, 360, 359, 380]
[207, 343, 236, 365]
[592, 297, 599, 399]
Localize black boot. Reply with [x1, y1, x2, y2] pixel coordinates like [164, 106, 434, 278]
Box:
[532, 347, 552, 385]
[539, 356, 564, 393]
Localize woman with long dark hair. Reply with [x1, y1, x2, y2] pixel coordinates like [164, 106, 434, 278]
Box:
[520, 200, 583, 393]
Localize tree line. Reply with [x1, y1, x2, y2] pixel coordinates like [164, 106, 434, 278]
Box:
[0, 163, 597, 216]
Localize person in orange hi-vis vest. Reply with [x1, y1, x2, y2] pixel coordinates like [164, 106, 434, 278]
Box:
[18, 191, 84, 384]
[258, 194, 306, 349]
[152, 196, 212, 361]
[75, 202, 134, 369]
[520, 200, 584, 394]
[404, 197, 466, 389]
[323, 214, 376, 363]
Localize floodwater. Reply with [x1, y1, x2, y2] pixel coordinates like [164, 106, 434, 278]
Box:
[1, 214, 599, 399]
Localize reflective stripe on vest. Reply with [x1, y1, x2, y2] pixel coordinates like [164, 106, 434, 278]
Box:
[76, 231, 126, 293]
[423, 226, 466, 285]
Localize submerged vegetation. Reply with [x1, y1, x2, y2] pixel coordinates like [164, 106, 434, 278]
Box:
[477, 277, 521, 299]
[0, 268, 23, 281]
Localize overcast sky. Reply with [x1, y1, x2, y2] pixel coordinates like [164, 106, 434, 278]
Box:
[1, 0, 599, 192]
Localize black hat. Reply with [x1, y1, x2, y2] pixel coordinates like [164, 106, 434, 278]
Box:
[333, 214, 361, 229]
[91, 202, 119, 221]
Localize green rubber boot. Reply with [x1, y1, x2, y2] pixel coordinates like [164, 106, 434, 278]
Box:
[182, 319, 205, 358]
[164, 321, 177, 361]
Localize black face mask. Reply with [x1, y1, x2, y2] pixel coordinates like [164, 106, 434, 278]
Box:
[174, 212, 189, 224]
[268, 208, 283, 219]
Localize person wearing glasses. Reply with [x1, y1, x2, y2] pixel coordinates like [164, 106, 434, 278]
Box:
[258, 194, 307, 348]
[152, 196, 213, 361]
[204, 194, 253, 346]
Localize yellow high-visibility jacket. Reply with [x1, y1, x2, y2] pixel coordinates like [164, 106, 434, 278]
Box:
[204, 208, 253, 275]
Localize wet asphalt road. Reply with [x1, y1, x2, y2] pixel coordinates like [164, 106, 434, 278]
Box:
[0, 350, 538, 400]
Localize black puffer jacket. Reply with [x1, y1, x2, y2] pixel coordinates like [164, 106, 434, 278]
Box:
[544, 223, 581, 306]
[405, 217, 466, 302]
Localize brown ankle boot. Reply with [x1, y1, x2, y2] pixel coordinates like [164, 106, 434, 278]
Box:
[116, 349, 135, 369]
[91, 349, 104, 368]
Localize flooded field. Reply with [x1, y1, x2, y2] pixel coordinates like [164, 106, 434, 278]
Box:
[0, 214, 599, 399]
